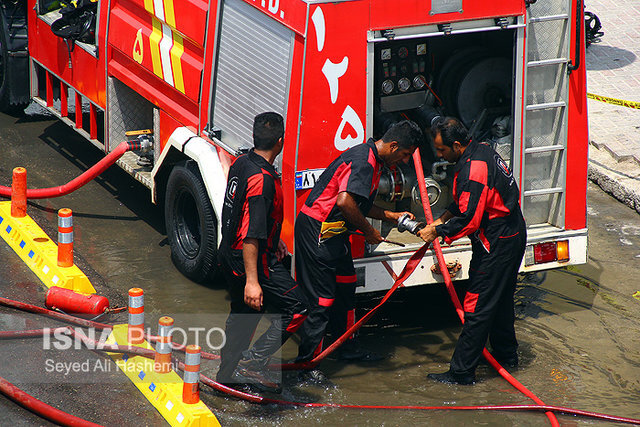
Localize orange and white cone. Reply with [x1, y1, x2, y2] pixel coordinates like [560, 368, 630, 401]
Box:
[11, 167, 26, 218]
[127, 288, 145, 344]
[154, 316, 174, 373]
[57, 208, 74, 267]
[182, 345, 201, 404]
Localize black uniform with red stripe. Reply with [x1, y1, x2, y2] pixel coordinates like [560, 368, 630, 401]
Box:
[435, 140, 526, 375]
[295, 138, 383, 362]
[217, 150, 307, 383]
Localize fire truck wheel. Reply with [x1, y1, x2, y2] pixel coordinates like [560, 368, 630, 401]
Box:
[165, 161, 218, 283]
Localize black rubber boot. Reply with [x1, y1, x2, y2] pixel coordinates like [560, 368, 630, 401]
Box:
[297, 369, 335, 388]
[480, 353, 518, 369]
[427, 369, 476, 385]
[235, 358, 282, 393]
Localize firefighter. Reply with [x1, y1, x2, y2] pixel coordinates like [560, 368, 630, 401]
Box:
[294, 120, 425, 383]
[417, 117, 527, 385]
[216, 112, 308, 392]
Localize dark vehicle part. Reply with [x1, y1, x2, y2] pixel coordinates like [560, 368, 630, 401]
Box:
[0, 0, 29, 113]
[50, 0, 97, 44]
[165, 161, 219, 283]
[451, 57, 512, 127]
[374, 40, 432, 112]
[584, 11, 603, 47]
[568, 0, 582, 74]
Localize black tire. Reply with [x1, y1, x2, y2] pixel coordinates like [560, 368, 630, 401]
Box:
[0, 1, 29, 115]
[164, 161, 219, 283]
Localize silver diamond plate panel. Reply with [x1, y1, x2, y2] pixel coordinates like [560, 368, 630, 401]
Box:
[526, 64, 567, 105]
[107, 77, 154, 152]
[212, 0, 292, 151]
[523, 193, 563, 225]
[524, 107, 566, 148]
[527, 0, 568, 18]
[527, 20, 569, 62]
[523, 151, 564, 191]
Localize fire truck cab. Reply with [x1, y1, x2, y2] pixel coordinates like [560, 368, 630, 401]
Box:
[0, 0, 589, 292]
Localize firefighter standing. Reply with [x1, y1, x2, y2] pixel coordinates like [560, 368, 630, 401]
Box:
[295, 120, 425, 382]
[418, 117, 526, 385]
[216, 112, 307, 391]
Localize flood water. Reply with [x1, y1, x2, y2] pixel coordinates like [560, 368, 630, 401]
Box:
[0, 109, 639, 426]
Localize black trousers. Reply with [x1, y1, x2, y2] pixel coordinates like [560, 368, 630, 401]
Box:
[450, 226, 527, 375]
[295, 213, 357, 363]
[216, 257, 307, 383]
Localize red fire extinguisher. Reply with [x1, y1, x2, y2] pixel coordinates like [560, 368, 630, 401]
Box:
[45, 286, 109, 317]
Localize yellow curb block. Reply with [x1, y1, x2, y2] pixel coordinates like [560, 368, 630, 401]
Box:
[106, 324, 220, 427]
[0, 201, 96, 293]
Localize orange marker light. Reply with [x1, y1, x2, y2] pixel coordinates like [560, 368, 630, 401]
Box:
[556, 240, 570, 262]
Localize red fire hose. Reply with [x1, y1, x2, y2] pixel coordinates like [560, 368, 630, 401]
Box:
[0, 375, 103, 427]
[0, 295, 222, 360]
[0, 296, 113, 330]
[277, 243, 429, 370]
[1, 307, 639, 424]
[0, 141, 140, 199]
[68, 331, 640, 425]
[411, 150, 560, 426]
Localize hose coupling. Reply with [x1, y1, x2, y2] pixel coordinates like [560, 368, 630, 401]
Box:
[397, 213, 426, 235]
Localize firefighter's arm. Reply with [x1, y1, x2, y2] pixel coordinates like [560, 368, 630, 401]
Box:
[336, 192, 383, 244]
[242, 238, 263, 311]
[417, 210, 455, 244]
[432, 210, 455, 227]
[367, 205, 415, 223]
[435, 179, 487, 244]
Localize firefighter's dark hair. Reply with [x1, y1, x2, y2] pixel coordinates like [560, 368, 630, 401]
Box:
[381, 120, 424, 149]
[431, 116, 471, 148]
[253, 112, 285, 150]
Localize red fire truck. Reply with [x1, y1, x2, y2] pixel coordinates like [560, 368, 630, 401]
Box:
[0, 0, 588, 292]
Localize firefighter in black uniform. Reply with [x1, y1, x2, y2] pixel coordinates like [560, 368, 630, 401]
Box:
[295, 120, 425, 382]
[216, 112, 307, 391]
[418, 117, 527, 385]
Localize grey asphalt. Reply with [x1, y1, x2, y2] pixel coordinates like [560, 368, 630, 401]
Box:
[585, 0, 640, 214]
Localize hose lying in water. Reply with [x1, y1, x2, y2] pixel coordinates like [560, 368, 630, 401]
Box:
[0, 141, 141, 199]
[411, 149, 560, 426]
[0, 295, 220, 360]
[277, 242, 430, 371]
[65, 328, 640, 425]
[0, 374, 103, 427]
[1, 312, 638, 424]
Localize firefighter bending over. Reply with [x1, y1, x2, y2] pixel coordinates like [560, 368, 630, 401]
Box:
[418, 117, 526, 385]
[294, 120, 425, 383]
[216, 112, 307, 392]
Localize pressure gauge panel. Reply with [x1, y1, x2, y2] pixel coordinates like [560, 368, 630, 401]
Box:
[374, 39, 431, 112]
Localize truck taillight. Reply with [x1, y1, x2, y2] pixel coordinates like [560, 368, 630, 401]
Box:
[524, 240, 570, 266]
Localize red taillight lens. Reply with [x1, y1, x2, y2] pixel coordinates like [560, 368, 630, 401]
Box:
[534, 241, 557, 264]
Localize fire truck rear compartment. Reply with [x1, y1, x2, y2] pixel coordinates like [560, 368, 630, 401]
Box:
[370, 27, 517, 255]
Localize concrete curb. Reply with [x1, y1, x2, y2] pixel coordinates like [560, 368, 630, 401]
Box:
[588, 143, 640, 215]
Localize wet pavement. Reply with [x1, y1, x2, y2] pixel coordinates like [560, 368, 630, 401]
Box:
[1, 108, 640, 426]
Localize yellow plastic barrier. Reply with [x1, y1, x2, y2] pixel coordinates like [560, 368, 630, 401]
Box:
[0, 201, 96, 293]
[106, 324, 220, 427]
